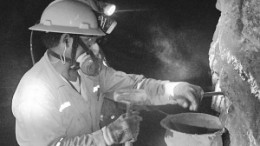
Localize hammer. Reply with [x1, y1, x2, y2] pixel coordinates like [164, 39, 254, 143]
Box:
[113, 89, 148, 146]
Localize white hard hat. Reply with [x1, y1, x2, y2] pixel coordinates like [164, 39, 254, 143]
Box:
[29, 0, 105, 36]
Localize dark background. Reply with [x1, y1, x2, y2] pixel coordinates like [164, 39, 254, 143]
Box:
[0, 0, 220, 145]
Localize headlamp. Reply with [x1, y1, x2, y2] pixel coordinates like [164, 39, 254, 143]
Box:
[96, 2, 117, 34]
[97, 2, 116, 16]
[103, 4, 116, 16]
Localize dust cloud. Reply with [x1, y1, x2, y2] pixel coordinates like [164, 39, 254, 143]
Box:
[144, 23, 210, 84]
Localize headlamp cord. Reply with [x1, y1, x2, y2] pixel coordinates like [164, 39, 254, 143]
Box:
[30, 31, 36, 65]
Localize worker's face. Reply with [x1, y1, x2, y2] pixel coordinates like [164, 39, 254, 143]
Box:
[76, 36, 100, 58]
[76, 36, 103, 76]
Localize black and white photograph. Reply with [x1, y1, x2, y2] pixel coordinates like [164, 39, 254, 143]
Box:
[0, 0, 259, 146]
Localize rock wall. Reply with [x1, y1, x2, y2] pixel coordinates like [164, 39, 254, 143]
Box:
[209, 0, 260, 145]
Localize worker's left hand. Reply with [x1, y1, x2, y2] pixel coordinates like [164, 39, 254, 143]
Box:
[102, 111, 142, 145]
[165, 82, 204, 111]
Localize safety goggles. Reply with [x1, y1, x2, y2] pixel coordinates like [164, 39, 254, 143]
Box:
[79, 36, 102, 46]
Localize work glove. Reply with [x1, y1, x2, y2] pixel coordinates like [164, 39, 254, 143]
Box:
[165, 82, 203, 111]
[102, 111, 142, 145]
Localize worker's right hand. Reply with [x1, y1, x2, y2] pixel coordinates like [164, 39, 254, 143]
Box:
[165, 82, 203, 111]
[102, 111, 142, 145]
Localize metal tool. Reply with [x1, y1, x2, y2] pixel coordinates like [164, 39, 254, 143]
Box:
[203, 92, 224, 97]
[114, 89, 148, 146]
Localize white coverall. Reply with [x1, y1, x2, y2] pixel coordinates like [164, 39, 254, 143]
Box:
[12, 51, 173, 146]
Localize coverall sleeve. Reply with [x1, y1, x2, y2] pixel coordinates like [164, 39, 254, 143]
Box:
[99, 66, 174, 105]
[14, 101, 107, 146]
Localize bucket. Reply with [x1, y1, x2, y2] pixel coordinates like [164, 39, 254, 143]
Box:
[160, 113, 225, 146]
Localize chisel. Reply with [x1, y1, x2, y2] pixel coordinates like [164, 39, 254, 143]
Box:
[203, 92, 224, 97]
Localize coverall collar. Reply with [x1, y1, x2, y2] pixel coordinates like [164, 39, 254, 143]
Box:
[43, 51, 73, 89]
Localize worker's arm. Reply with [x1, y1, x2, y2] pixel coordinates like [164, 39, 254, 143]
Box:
[99, 66, 203, 110]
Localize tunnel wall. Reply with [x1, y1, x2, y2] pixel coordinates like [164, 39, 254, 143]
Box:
[209, 0, 260, 145]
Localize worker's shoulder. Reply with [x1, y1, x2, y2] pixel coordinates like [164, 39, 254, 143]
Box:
[13, 71, 56, 108]
[17, 72, 50, 97]
[12, 61, 59, 113]
[21, 57, 53, 83]
[16, 62, 53, 95]
[20, 67, 47, 86]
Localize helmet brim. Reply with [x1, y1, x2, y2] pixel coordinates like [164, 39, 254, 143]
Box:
[29, 24, 106, 36]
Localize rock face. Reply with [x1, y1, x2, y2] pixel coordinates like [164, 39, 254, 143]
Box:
[209, 0, 260, 145]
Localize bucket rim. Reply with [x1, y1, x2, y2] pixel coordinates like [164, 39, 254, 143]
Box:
[160, 112, 225, 136]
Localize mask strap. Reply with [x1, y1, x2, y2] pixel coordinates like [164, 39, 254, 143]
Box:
[48, 50, 79, 70]
[78, 38, 98, 62]
[78, 38, 102, 76]
[98, 47, 109, 67]
[70, 35, 80, 69]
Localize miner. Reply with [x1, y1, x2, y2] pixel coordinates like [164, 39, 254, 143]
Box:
[12, 0, 204, 145]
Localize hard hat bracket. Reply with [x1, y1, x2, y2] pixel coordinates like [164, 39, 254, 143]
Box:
[98, 15, 117, 34]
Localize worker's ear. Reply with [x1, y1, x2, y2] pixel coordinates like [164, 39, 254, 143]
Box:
[60, 33, 73, 49]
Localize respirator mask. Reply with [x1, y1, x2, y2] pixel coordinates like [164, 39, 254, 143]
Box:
[76, 43, 104, 76]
